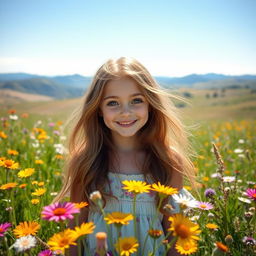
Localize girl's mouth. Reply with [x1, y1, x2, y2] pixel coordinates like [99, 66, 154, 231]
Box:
[116, 120, 137, 127]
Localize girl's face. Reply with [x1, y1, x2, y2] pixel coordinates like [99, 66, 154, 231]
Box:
[100, 77, 149, 139]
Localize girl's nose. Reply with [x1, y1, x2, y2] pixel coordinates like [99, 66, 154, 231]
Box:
[120, 104, 131, 115]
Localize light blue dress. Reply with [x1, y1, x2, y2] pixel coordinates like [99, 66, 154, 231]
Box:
[86, 172, 194, 255]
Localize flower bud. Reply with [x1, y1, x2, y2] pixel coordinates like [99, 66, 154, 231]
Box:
[225, 235, 233, 245]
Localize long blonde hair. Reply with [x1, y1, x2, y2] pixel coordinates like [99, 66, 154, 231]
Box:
[55, 57, 196, 204]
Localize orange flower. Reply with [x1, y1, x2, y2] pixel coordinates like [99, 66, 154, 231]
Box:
[0, 182, 17, 190]
[7, 149, 19, 156]
[0, 131, 8, 139]
[1, 159, 19, 169]
[74, 202, 89, 209]
[216, 242, 229, 252]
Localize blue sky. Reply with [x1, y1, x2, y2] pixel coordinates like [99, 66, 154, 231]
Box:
[0, 0, 255, 76]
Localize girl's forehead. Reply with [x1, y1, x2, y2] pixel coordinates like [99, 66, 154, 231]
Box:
[103, 77, 144, 96]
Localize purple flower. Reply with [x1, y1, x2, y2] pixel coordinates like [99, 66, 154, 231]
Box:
[41, 202, 80, 222]
[204, 188, 216, 198]
[196, 201, 214, 210]
[246, 188, 256, 201]
[0, 222, 11, 237]
[242, 236, 256, 246]
[38, 249, 53, 256]
[48, 122, 55, 127]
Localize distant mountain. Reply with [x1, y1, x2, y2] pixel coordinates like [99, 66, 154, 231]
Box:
[0, 72, 256, 100]
[0, 78, 84, 99]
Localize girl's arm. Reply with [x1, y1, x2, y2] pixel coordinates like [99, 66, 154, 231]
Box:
[67, 185, 89, 256]
[162, 167, 183, 256]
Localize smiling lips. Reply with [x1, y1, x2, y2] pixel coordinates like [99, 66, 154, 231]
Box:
[116, 120, 137, 127]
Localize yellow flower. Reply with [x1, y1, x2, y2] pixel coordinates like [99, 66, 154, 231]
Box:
[19, 184, 27, 189]
[7, 149, 19, 156]
[72, 222, 95, 240]
[0, 182, 17, 190]
[55, 154, 64, 159]
[31, 199, 40, 205]
[115, 237, 139, 256]
[1, 159, 19, 169]
[31, 188, 46, 196]
[32, 181, 38, 185]
[74, 202, 88, 209]
[183, 186, 192, 191]
[122, 180, 151, 194]
[175, 240, 198, 255]
[202, 177, 209, 182]
[38, 182, 44, 186]
[47, 229, 76, 254]
[35, 159, 44, 164]
[216, 242, 229, 252]
[151, 182, 178, 197]
[0, 131, 7, 139]
[104, 212, 134, 226]
[13, 221, 40, 238]
[18, 168, 35, 178]
[168, 214, 201, 246]
[206, 223, 218, 230]
[148, 229, 163, 238]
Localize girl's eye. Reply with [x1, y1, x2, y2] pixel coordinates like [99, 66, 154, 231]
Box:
[132, 98, 143, 104]
[106, 101, 119, 106]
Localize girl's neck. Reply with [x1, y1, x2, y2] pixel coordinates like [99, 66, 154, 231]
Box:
[111, 134, 140, 153]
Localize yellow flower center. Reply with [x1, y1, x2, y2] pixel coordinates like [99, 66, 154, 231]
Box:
[122, 242, 132, 250]
[200, 204, 207, 208]
[5, 160, 12, 167]
[59, 238, 69, 247]
[53, 208, 67, 216]
[176, 224, 190, 238]
[21, 240, 29, 247]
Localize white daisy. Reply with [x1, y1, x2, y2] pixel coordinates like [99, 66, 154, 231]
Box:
[238, 197, 251, 204]
[172, 194, 197, 209]
[9, 115, 18, 120]
[234, 148, 243, 154]
[223, 176, 236, 183]
[12, 235, 36, 252]
[211, 173, 221, 178]
[238, 139, 245, 144]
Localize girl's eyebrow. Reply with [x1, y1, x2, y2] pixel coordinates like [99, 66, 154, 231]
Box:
[103, 93, 144, 101]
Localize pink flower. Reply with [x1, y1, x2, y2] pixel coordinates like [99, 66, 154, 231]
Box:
[38, 249, 53, 256]
[196, 201, 214, 210]
[0, 222, 11, 237]
[246, 188, 256, 201]
[41, 202, 80, 222]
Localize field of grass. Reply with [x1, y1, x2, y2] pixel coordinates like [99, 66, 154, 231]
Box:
[0, 87, 255, 255]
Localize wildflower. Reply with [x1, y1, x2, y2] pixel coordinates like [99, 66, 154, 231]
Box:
[202, 176, 209, 182]
[172, 194, 197, 209]
[95, 232, 108, 255]
[35, 159, 44, 165]
[72, 222, 95, 239]
[175, 240, 198, 255]
[204, 188, 216, 198]
[242, 236, 256, 246]
[246, 188, 256, 201]
[234, 148, 243, 153]
[8, 109, 16, 114]
[196, 201, 214, 210]
[211, 173, 221, 178]
[0, 182, 17, 190]
[12, 235, 36, 252]
[19, 184, 27, 189]
[115, 237, 139, 256]
[0, 131, 7, 139]
[215, 242, 229, 252]
[47, 229, 76, 254]
[18, 168, 35, 178]
[74, 201, 88, 209]
[104, 212, 133, 226]
[55, 154, 64, 159]
[222, 176, 236, 183]
[0, 222, 11, 237]
[41, 202, 80, 222]
[38, 182, 44, 186]
[7, 149, 19, 156]
[13, 221, 40, 238]
[206, 223, 218, 230]
[90, 191, 102, 204]
[225, 235, 233, 245]
[151, 182, 178, 198]
[9, 115, 18, 120]
[148, 229, 163, 238]
[168, 214, 201, 246]
[31, 188, 46, 196]
[38, 249, 53, 256]
[31, 199, 40, 205]
[122, 180, 151, 194]
[238, 139, 244, 143]
[1, 159, 19, 169]
[238, 197, 251, 204]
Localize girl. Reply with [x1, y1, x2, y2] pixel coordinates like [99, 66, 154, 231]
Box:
[55, 57, 196, 255]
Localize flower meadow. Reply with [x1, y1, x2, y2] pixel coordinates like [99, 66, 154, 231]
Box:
[0, 110, 255, 256]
